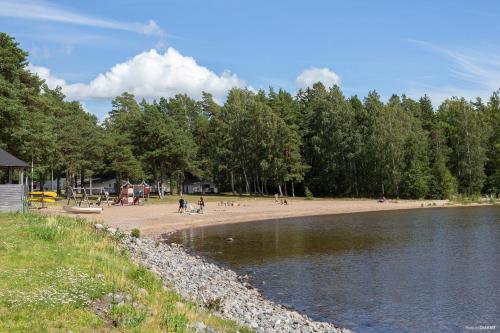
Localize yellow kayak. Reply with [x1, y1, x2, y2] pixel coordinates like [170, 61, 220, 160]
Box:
[29, 197, 56, 203]
[28, 191, 57, 198]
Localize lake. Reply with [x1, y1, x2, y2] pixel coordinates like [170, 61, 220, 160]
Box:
[169, 206, 500, 332]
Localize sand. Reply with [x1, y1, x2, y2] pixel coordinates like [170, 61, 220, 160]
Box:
[45, 198, 458, 236]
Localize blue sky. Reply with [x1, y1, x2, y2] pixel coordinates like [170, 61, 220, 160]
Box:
[1, 0, 500, 117]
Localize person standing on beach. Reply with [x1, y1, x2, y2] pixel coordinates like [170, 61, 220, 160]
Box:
[178, 196, 184, 213]
[199, 196, 205, 213]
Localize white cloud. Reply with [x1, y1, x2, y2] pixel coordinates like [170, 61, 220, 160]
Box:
[408, 40, 500, 104]
[0, 0, 164, 36]
[29, 48, 246, 101]
[27, 63, 66, 88]
[296, 67, 341, 89]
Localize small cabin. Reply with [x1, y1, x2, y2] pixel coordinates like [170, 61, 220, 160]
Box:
[182, 181, 218, 194]
[0, 149, 28, 212]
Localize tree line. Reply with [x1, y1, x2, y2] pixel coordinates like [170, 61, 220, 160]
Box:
[1, 33, 498, 198]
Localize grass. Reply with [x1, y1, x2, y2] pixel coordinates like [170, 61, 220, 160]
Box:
[446, 193, 500, 206]
[0, 213, 252, 333]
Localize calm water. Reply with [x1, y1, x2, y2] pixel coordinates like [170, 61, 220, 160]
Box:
[169, 207, 500, 332]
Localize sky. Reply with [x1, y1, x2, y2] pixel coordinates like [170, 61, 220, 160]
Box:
[1, 0, 500, 118]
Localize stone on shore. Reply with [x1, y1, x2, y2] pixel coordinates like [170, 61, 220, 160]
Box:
[121, 236, 352, 333]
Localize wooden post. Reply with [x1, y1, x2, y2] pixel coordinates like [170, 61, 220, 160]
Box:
[7, 167, 12, 184]
[31, 157, 34, 191]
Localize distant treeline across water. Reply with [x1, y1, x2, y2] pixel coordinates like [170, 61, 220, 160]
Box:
[1, 32, 498, 199]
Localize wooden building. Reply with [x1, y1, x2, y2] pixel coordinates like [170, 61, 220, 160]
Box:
[0, 149, 28, 213]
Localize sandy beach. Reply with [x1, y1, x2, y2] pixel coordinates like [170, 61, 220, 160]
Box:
[45, 198, 461, 236]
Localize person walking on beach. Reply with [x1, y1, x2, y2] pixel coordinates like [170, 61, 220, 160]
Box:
[198, 196, 205, 213]
[178, 196, 185, 213]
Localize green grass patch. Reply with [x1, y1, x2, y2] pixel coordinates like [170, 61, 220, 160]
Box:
[0, 213, 251, 333]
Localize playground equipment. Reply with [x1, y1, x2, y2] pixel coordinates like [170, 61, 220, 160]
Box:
[133, 180, 151, 199]
[64, 186, 110, 214]
[112, 180, 150, 206]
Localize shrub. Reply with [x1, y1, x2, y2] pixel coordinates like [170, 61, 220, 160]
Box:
[161, 313, 188, 333]
[203, 295, 224, 312]
[128, 265, 161, 291]
[131, 228, 140, 238]
[488, 194, 497, 204]
[304, 186, 314, 200]
[27, 216, 63, 241]
[110, 303, 147, 328]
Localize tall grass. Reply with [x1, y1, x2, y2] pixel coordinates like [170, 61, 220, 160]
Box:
[0, 213, 251, 332]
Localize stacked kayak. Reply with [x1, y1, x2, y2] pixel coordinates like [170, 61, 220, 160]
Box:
[28, 191, 57, 203]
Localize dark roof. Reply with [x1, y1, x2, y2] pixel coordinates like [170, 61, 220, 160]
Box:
[0, 149, 28, 167]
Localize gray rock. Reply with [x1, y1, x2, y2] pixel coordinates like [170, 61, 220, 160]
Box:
[119, 235, 350, 333]
[94, 223, 104, 230]
[138, 288, 148, 297]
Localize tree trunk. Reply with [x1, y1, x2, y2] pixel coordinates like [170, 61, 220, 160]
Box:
[243, 170, 250, 195]
[230, 171, 235, 195]
[169, 176, 173, 196]
[278, 183, 283, 196]
[65, 171, 70, 198]
[80, 169, 85, 189]
[256, 173, 261, 195]
[57, 176, 61, 196]
[284, 182, 288, 197]
[353, 161, 359, 197]
[157, 180, 163, 199]
[178, 174, 183, 195]
[31, 156, 34, 191]
[291, 181, 295, 198]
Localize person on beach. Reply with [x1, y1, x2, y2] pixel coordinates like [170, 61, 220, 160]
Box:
[178, 197, 185, 213]
[198, 196, 205, 213]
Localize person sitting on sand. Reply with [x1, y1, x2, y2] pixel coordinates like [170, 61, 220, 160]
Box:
[178, 197, 185, 213]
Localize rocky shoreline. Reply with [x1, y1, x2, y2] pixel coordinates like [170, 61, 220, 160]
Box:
[121, 235, 352, 333]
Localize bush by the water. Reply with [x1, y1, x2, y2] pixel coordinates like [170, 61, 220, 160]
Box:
[131, 228, 141, 238]
[305, 187, 314, 200]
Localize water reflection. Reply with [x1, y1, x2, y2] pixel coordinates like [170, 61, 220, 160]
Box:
[169, 207, 500, 333]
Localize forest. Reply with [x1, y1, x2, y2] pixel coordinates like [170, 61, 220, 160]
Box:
[1, 32, 499, 199]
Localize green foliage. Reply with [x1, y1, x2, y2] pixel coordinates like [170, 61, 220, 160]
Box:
[1, 32, 498, 200]
[0, 213, 250, 332]
[304, 186, 314, 200]
[130, 228, 140, 238]
[128, 265, 162, 291]
[161, 312, 189, 333]
[110, 303, 148, 328]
